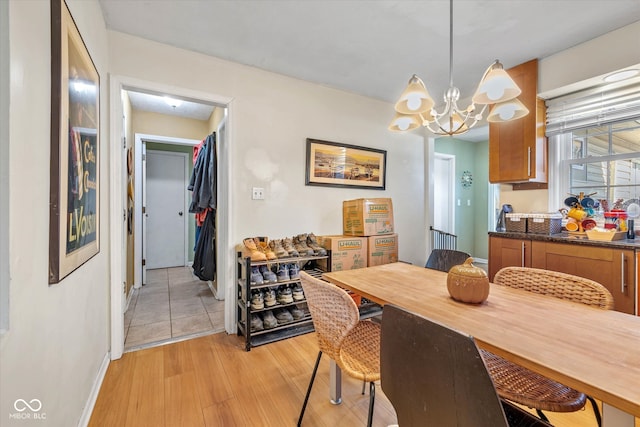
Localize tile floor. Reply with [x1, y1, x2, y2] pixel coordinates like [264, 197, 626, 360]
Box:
[123, 266, 225, 351]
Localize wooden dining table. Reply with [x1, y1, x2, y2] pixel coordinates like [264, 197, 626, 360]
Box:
[323, 262, 640, 427]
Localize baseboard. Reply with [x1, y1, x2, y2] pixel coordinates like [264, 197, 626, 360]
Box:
[472, 257, 488, 264]
[77, 352, 110, 427]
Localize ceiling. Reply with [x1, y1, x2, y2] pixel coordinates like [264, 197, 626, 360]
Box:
[101, 0, 640, 139]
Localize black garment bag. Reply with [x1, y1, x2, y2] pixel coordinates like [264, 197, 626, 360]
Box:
[192, 209, 216, 281]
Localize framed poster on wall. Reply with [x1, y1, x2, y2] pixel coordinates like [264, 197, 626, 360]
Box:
[49, 0, 100, 284]
[305, 138, 387, 190]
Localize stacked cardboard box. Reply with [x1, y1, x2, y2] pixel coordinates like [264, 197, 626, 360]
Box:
[343, 198, 398, 267]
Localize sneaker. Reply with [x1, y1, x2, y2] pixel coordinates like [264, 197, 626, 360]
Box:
[264, 288, 277, 307]
[250, 266, 264, 285]
[254, 237, 277, 260]
[262, 310, 278, 329]
[259, 265, 277, 283]
[293, 234, 315, 256]
[282, 237, 300, 257]
[274, 308, 294, 324]
[250, 290, 264, 310]
[276, 264, 290, 282]
[243, 237, 267, 261]
[288, 263, 300, 280]
[290, 305, 305, 320]
[250, 314, 264, 332]
[269, 239, 289, 258]
[292, 283, 305, 301]
[307, 233, 328, 256]
[277, 285, 294, 304]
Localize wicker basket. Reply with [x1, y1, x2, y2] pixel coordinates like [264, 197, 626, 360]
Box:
[505, 213, 528, 233]
[527, 213, 563, 234]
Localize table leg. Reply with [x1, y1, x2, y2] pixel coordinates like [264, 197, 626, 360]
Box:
[602, 403, 634, 427]
[329, 359, 342, 404]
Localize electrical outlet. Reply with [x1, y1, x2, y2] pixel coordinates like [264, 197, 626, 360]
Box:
[252, 187, 265, 200]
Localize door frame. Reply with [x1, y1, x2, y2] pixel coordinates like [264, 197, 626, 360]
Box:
[433, 152, 456, 234]
[135, 135, 199, 285]
[109, 75, 233, 360]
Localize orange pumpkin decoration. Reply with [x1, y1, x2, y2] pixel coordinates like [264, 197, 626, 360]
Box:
[446, 257, 490, 304]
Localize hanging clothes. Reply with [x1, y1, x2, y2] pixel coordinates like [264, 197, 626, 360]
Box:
[192, 210, 216, 281]
[188, 132, 217, 280]
[188, 132, 217, 213]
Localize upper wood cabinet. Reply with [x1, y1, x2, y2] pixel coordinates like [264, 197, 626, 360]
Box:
[489, 59, 548, 186]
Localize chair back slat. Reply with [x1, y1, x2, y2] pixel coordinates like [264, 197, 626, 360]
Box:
[494, 267, 614, 310]
[425, 249, 471, 272]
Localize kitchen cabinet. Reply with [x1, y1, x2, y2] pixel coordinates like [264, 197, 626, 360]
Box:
[489, 59, 547, 187]
[489, 234, 637, 315]
[530, 241, 635, 314]
[488, 236, 532, 280]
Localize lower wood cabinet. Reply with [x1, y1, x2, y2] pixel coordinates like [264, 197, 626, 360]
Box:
[488, 236, 532, 280]
[489, 235, 637, 315]
[530, 241, 635, 315]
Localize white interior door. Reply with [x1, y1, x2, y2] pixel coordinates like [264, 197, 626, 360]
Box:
[145, 150, 188, 269]
[433, 153, 456, 234]
[141, 143, 147, 284]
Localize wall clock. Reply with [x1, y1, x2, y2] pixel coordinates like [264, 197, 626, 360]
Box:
[461, 170, 473, 188]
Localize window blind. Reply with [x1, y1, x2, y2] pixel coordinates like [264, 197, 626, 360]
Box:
[545, 80, 640, 136]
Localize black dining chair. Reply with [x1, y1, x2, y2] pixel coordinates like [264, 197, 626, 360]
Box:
[380, 304, 553, 427]
[425, 248, 471, 272]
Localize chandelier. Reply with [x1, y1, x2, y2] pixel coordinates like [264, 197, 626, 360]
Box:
[389, 0, 529, 136]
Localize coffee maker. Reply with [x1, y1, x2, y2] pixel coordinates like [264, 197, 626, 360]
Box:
[496, 204, 513, 232]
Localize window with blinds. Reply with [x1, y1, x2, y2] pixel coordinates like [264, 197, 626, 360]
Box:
[546, 79, 640, 212]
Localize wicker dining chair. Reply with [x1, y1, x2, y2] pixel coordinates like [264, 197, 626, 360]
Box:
[297, 271, 381, 427]
[482, 267, 614, 426]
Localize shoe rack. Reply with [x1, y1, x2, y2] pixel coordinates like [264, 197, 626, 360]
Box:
[236, 251, 328, 351]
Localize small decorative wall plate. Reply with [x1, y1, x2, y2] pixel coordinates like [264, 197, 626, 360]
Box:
[461, 170, 473, 188]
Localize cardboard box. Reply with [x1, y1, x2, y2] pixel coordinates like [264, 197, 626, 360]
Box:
[367, 234, 399, 267]
[317, 235, 368, 272]
[343, 198, 394, 236]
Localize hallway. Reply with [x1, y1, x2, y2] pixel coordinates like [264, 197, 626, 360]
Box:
[124, 267, 224, 351]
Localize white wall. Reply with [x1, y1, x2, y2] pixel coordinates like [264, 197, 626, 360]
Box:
[1, 1, 110, 425]
[108, 31, 427, 268]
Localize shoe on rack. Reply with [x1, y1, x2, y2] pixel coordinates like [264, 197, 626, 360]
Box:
[264, 288, 277, 307]
[290, 305, 305, 320]
[274, 308, 294, 324]
[276, 264, 290, 282]
[292, 283, 305, 301]
[288, 263, 300, 280]
[250, 290, 264, 310]
[262, 310, 278, 329]
[243, 237, 267, 262]
[254, 237, 277, 260]
[282, 237, 300, 257]
[306, 233, 327, 256]
[259, 265, 277, 284]
[293, 234, 315, 256]
[250, 314, 264, 332]
[250, 266, 264, 285]
[269, 239, 289, 259]
[277, 285, 294, 304]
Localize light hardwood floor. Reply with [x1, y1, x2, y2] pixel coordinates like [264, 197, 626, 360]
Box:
[90, 331, 636, 427]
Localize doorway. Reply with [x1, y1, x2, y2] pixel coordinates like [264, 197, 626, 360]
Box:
[433, 153, 456, 234]
[109, 75, 233, 359]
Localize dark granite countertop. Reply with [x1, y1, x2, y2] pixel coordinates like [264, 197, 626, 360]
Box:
[489, 231, 640, 250]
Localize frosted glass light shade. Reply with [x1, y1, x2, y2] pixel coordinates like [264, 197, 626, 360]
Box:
[388, 113, 421, 132]
[394, 75, 435, 114]
[487, 98, 529, 122]
[472, 67, 521, 105]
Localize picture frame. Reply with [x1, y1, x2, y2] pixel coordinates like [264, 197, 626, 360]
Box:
[305, 138, 387, 190]
[49, 0, 100, 284]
